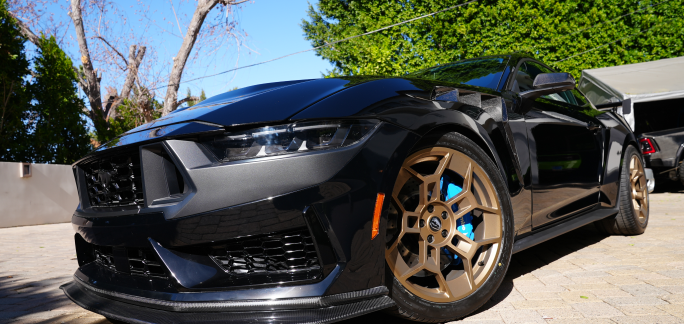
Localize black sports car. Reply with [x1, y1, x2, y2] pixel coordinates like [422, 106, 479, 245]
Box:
[62, 54, 650, 323]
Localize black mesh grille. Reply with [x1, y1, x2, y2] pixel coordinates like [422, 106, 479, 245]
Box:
[93, 245, 167, 279]
[210, 229, 322, 285]
[80, 149, 144, 207]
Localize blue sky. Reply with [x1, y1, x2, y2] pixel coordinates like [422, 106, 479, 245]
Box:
[182, 0, 333, 98]
[27, 0, 332, 101]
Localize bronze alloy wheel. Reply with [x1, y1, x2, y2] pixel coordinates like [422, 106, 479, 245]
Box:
[385, 147, 503, 303]
[629, 154, 648, 223]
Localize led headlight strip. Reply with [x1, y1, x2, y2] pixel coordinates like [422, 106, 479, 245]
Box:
[201, 120, 380, 162]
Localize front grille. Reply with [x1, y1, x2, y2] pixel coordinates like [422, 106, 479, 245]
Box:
[80, 149, 144, 207]
[93, 245, 167, 279]
[210, 229, 322, 285]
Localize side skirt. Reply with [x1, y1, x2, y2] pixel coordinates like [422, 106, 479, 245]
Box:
[512, 207, 618, 254]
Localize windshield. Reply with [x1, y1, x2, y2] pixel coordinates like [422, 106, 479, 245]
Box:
[407, 57, 509, 90]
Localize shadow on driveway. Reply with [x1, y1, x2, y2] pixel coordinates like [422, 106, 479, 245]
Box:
[0, 224, 609, 324]
[340, 224, 610, 323]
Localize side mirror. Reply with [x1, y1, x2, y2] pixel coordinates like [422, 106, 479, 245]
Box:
[520, 73, 576, 100]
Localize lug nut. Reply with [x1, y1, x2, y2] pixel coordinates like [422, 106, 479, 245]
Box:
[427, 205, 434, 213]
[478, 261, 485, 266]
[427, 235, 434, 243]
[420, 219, 425, 228]
[441, 211, 448, 219]
[441, 229, 448, 237]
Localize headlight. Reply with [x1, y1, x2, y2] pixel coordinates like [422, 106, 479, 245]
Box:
[201, 120, 380, 162]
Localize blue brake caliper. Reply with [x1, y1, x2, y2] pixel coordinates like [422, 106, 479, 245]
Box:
[440, 175, 473, 266]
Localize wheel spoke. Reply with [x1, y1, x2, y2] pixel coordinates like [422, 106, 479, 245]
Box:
[475, 237, 501, 246]
[434, 152, 452, 179]
[462, 255, 475, 288]
[634, 191, 644, 200]
[477, 204, 499, 215]
[403, 166, 425, 183]
[402, 212, 421, 234]
[435, 272, 452, 297]
[462, 162, 473, 194]
[448, 236, 476, 259]
[423, 247, 441, 275]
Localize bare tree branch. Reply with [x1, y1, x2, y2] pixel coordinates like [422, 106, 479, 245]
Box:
[93, 35, 128, 66]
[106, 45, 147, 120]
[68, 0, 103, 123]
[161, 0, 247, 116]
[120, 46, 146, 99]
[8, 12, 40, 45]
[173, 96, 200, 110]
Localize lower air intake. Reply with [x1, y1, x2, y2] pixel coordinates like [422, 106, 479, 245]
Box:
[93, 245, 168, 279]
[210, 228, 322, 285]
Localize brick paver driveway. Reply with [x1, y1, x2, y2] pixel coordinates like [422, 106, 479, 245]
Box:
[2, 190, 684, 324]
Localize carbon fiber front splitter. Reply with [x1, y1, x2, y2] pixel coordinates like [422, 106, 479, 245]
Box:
[61, 280, 395, 324]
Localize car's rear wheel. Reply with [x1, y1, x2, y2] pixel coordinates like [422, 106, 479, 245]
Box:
[384, 132, 513, 322]
[595, 145, 649, 235]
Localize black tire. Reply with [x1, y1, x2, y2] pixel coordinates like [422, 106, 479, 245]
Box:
[678, 161, 684, 186]
[385, 132, 514, 323]
[595, 145, 649, 235]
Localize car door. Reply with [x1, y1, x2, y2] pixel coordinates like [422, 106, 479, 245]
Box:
[513, 60, 604, 228]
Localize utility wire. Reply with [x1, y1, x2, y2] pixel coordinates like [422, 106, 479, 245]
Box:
[150, 0, 479, 91]
[154, 0, 672, 91]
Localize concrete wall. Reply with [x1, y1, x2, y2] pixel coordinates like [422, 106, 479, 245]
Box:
[0, 162, 78, 228]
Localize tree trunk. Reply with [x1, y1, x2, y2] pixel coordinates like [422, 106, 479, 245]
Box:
[68, 0, 108, 138]
[107, 45, 147, 121]
[120, 45, 147, 100]
[161, 0, 220, 116]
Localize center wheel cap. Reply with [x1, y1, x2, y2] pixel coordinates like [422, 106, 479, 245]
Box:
[429, 216, 442, 232]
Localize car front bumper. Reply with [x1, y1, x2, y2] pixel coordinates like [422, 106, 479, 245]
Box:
[61, 279, 394, 324]
[65, 122, 420, 323]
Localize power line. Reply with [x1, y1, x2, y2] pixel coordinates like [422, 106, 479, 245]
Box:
[150, 0, 480, 91]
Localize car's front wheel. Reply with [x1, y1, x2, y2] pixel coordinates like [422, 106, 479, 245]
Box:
[384, 132, 514, 323]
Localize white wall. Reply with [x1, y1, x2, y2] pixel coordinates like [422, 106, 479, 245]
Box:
[0, 162, 78, 228]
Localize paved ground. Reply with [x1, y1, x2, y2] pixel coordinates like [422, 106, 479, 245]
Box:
[2, 185, 684, 324]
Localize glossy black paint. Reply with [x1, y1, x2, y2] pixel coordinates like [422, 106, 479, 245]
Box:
[66, 53, 640, 321]
[122, 78, 351, 134]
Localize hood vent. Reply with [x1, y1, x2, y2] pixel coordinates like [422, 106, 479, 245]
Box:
[433, 86, 507, 122]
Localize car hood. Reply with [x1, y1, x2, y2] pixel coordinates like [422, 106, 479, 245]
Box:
[123, 78, 352, 135]
[90, 76, 498, 154]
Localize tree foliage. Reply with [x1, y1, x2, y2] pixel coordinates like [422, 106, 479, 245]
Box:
[31, 35, 92, 164]
[1, 0, 91, 163]
[185, 88, 207, 107]
[302, 0, 684, 79]
[0, 0, 31, 162]
[109, 87, 162, 136]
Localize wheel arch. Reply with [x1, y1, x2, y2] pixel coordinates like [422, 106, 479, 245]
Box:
[412, 122, 510, 190]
